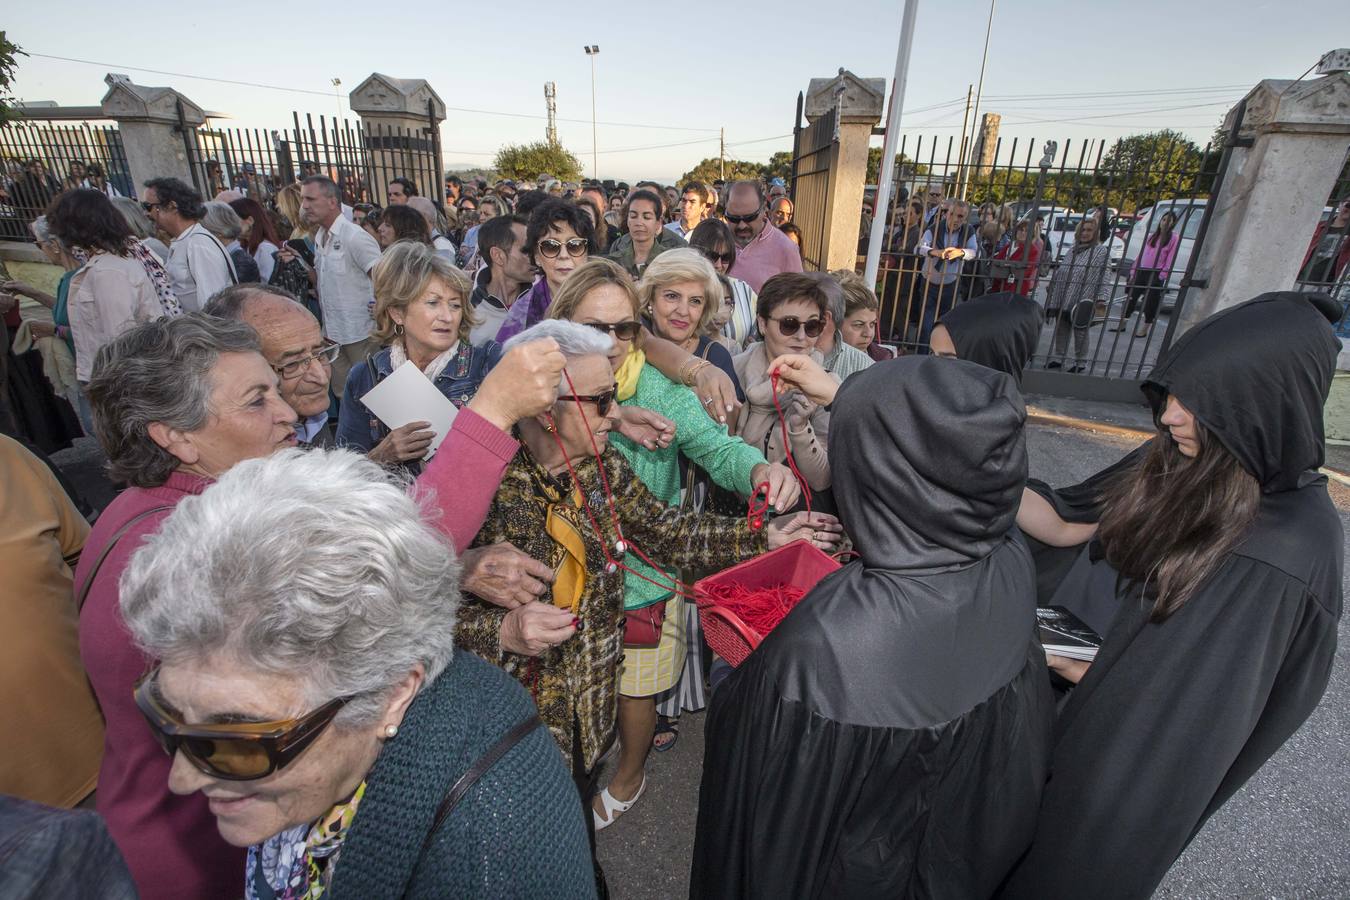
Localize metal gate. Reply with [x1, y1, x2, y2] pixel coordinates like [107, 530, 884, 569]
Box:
[869, 122, 1233, 400]
[0, 117, 132, 240]
[184, 102, 443, 210]
[790, 92, 835, 272]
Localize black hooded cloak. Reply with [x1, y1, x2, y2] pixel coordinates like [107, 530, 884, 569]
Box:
[691, 357, 1055, 899]
[1000, 292, 1344, 899]
[937, 292, 1043, 387]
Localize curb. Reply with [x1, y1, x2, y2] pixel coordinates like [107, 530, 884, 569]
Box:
[1026, 407, 1350, 489]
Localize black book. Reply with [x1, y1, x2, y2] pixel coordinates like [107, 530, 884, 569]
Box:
[1037, 606, 1103, 662]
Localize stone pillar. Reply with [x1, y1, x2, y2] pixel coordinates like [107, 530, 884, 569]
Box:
[804, 70, 885, 272]
[100, 75, 206, 197]
[1176, 67, 1350, 335]
[348, 74, 447, 203]
[971, 113, 1001, 175]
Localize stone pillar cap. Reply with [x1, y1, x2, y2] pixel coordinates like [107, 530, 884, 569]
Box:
[349, 73, 446, 121]
[805, 69, 885, 125]
[1229, 73, 1350, 136]
[100, 79, 206, 126]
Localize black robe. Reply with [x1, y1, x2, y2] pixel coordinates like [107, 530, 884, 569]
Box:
[937, 291, 1042, 388]
[691, 357, 1055, 899]
[1000, 291, 1344, 899]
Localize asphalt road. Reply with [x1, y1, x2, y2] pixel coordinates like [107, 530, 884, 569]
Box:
[594, 425, 1350, 899]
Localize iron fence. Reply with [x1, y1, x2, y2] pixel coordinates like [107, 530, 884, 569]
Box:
[869, 131, 1225, 382]
[0, 118, 132, 240]
[790, 94, 835, 272]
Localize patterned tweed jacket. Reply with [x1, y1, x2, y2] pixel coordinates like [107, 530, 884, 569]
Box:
[456, 444, 765, 771]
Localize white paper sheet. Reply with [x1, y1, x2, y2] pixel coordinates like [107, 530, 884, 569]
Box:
[358, 360, 458, 459]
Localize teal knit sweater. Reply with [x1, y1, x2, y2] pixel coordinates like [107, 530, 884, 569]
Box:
[328, 652, 595, 899]
[612, 364, 765, 610]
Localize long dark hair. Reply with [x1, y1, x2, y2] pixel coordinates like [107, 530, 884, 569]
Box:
[1097, 420, 1260, 621]
[229, 197, 281, 255]
[381, 204, 432, 246]
[47, 189, 133, 256]
[1147, 211, 1177, 248]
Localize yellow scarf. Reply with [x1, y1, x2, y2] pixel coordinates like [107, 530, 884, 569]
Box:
[614, 348, 646, 402]
[543, 483, 587, 615]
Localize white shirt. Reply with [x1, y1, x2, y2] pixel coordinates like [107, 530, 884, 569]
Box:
[314, 215, 382, 345]
[254, 240, 280, 284]
[168, 222, 236, 312]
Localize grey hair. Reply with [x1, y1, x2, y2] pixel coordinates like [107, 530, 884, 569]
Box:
[118, 448, 461, 727]
[805, 271, 847, 328]
[201, 201, 243, 241]
[110, 196, 156, 240]
[503, 318, 614, 362]
[29, 215, 53, 242]
[203, 283, 301, 320]
[86, 313, 261, 488]
[947, 199, 971, 214]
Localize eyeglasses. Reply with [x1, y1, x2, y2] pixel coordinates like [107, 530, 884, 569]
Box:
[768, 315, 825, 338]
[141, 201, 165, 213]
[723, 209, 762, 225]
[134, 667, 350, 781]
[557, 388, 616, 417]
[583, 320, 642, 341]
[537, 237, 589, 259]
[697, 247, 736, 267]
[273, 340, 340, 380]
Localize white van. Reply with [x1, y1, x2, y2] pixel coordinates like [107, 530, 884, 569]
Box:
[1121, 200, 1208, 309]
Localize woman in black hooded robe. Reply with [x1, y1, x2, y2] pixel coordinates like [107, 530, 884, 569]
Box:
[1001, 291, 1344, 899]
[690, 355, 1055, 899]
[930, 291, 1042, 387]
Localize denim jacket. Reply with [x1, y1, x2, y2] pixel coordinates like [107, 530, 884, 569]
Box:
[336, 340, 503, 458]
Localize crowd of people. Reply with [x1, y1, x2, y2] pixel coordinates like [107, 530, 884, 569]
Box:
[0, 159, 1344, 900]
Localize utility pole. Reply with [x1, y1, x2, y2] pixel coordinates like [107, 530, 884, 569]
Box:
[544, 82, 558, 144]
[968, 0, 998, 180]
[331, 78, 343, 126]
[956, 84, 973, 199]
[584, 45, 600, 179]
[720, 127, 726, 181]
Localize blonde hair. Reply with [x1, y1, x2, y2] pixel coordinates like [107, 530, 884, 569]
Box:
[638, 248, 723, 339]
[275, 183, 308, 238]
[371, 241, 476, 346]
[547, 258, 643, 347]
[830, 269, 879, 316]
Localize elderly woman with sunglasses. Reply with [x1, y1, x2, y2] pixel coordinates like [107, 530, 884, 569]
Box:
[732, 273, 838, 497]
[337, 242, 500, 470]
[546, 259, 802, 830]
[455, 318, 837, 884]
[119, 449, 597, 899]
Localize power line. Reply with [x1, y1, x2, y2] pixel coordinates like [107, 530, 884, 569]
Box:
[26, 52, 720, 133]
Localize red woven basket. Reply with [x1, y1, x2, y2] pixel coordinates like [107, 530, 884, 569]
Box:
[693, 541, 841, 668]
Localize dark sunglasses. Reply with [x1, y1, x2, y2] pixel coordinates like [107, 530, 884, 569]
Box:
[723, 209, 762, 225]
[768, 315, 825, 338]
[697, 247, 736, 267]
[583, 320, 641, 341]
[141, 201, 165, 212]
[558, 388, 617, 417]
[134, 668, 349, 781]
[537, 237, 589, 259]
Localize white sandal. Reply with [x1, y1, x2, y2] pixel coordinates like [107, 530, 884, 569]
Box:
[592, 775, 647, 832]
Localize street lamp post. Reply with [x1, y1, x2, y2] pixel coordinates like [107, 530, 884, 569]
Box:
[584, 45, 600, 179]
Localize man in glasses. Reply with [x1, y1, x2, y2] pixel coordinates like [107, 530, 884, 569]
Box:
[724, 180, 803, 293]
[143, 177, 238, 313]
[917, 199, 979, 349]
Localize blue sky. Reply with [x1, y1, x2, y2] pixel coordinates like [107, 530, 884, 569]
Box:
[7, 1, 1346, 183]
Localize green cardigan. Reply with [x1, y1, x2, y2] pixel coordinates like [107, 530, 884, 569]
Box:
[328, 652, 596, 899]
[612, 363, 765, 609]
[607, 227, 687, 278]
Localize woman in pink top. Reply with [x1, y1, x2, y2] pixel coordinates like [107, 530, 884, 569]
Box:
[1117, 210, 1179, 338]
[76, 313, 564, 899]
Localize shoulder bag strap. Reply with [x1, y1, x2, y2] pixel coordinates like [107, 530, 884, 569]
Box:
[76, 505, 175, 612]
[414, 714, 543, 862]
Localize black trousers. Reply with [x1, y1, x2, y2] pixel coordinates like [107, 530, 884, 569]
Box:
[1123, 269, 1166, 323]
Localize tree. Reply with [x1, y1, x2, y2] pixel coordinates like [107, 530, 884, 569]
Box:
[764, 151, 793, 184]
[1097, 130, 1203, 210]
[0, 32, 26, 127]
[679, 157, 765, 186]
[493, 141, 582, 183]
[866, 148, 928, 184]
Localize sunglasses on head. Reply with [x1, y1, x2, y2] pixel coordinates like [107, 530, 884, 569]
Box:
[558, 387, 616, 416]
[537, 237, 589, 259]
[134, 667, 350, 781]
[583, 320, 642, 341]
[697, 247, 735, 266]
[767, 315, 825, 338]
[723, 209, 761, 225]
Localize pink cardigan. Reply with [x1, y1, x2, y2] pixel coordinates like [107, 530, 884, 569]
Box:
[1129, 232, 1180, 281]
[76, 408, 517, 899]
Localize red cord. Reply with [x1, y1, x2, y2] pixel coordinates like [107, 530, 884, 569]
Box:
[746, 481, 770, 532]
[769, 369, 812, 518]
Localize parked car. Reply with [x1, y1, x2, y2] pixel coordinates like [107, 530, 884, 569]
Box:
[1043, 212, 1127, 268]
[1120, 199, 1208, 311]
